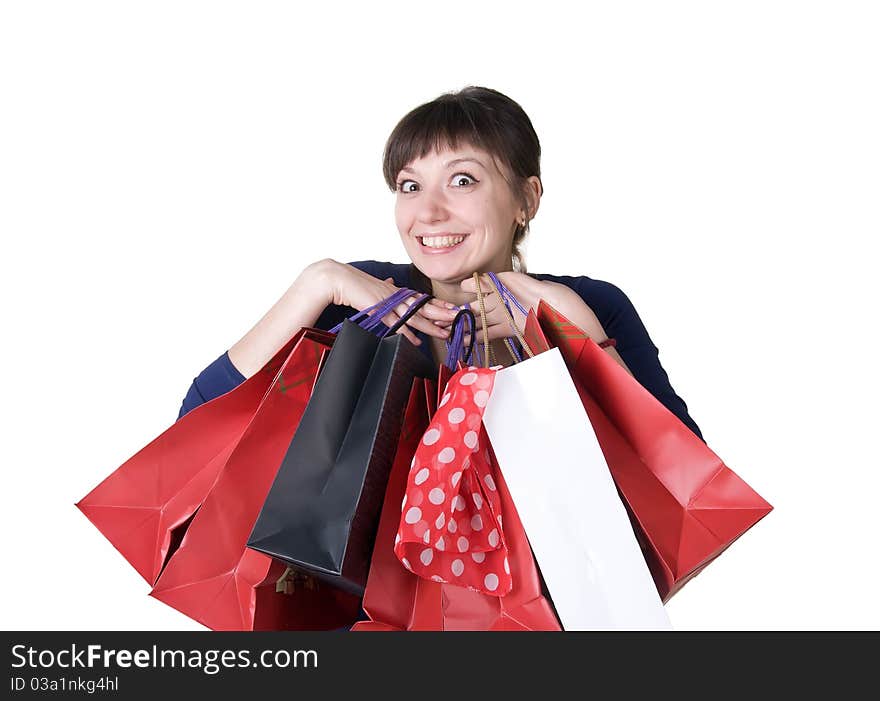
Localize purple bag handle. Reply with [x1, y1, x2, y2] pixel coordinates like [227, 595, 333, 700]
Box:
[444, 307, 477, 369]
[486, 271, 528, 363]
[329, 288, 431, 338]
[330, 288, 414, 333]
[488, 271, 528, 316]
[384, 293, 431, 337]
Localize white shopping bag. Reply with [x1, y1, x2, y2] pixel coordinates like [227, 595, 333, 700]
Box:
[481, 347, 671, 630]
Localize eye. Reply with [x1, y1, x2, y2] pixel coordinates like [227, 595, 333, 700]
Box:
[451, 172, 478, 188]
[397, 179, 418, 193]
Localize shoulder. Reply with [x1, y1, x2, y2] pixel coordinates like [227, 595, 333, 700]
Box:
[346, 260, 413, 288]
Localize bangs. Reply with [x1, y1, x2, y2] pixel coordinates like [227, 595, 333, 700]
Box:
[382, 97, 509, 190]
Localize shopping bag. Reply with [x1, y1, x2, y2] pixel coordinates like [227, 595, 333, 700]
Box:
[353, 372, 561, 631]
[76, 328, 332, 585]
[352, 378, 435, 630]
[482, 350, 672, 629]
[536, 301, 773, 600]
[247, 297, 435, 596]
[150, 332, 362, 630]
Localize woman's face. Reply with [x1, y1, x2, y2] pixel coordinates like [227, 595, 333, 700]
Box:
[394, 144, 522, 284]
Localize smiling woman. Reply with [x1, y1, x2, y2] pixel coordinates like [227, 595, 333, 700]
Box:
[176, 86, 703, 442]
[394, 147, 538, 291]
[384, 87, 541, 280]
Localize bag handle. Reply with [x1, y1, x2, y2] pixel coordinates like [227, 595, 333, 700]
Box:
[487, 271, 528, 316]
[487, 272, 527, 363]
[384, 293, 432, 337]
[473, 272, 496, 368]
[444, 307, 477, 369]
[472, 272, 534, 367]
[329, 288, 430, 338]
[485, 275, 534, 360]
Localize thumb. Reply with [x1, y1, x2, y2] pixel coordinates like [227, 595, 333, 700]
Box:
[460, 274, 494, 295]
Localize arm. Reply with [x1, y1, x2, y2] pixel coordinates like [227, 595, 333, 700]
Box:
[176, 259, 332, 421]
[532, 281, 635, 378]
[177, 350, 247, 420]
[459, 273, 633, 374]
[177, 259, 456, 419]
[458, 272, 703, 441]
[227, 259, 455, 376]
[572, 278, 705, 442]
[226, 259, 334, 379]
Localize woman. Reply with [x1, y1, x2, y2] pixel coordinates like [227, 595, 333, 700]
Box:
[178, 86, 702, 440]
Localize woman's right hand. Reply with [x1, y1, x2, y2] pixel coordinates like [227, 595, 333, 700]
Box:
[309, 259, 457, 346]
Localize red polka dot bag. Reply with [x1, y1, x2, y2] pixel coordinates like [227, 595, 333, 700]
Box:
[354, 274, 565, 629]
[394, 366, 514, 595]
[353, 369, 561, 630]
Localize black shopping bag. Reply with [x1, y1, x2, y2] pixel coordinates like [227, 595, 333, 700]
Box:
[247, 318, 435, 596]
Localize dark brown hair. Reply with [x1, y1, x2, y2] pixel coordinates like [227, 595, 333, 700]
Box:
[382, 86, 542, 272]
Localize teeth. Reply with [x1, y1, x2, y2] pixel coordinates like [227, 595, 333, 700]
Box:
[421, 235, 465, 248]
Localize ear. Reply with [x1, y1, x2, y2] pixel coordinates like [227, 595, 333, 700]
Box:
[523, 176, 543, 220]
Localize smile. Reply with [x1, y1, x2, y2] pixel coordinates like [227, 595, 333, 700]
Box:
[417, 234, 468, 252]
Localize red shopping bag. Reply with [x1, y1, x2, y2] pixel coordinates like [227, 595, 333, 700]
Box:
[353, 373, 561, 631]
[76, 327, 333, 585]
[534, 301, 773, 601]
[150, 332, 362, 629]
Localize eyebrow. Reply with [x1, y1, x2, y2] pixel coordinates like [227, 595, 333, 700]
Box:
[399, 157, 487, 175]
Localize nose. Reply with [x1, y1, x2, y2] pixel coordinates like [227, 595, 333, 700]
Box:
[415, 184, 450, 224]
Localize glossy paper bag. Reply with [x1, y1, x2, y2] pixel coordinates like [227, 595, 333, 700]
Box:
[77, 328, 332, 585]
[537, 301, 773, 600]
[151, 332, 361, 630]
[482, 348, 671, 629]
[248, 320, 434, 596]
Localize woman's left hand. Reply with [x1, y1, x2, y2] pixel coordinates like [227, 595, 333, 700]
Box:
[457, 272, 606, 344]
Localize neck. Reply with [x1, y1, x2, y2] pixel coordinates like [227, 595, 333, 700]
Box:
[430, 262, 514, 307]
[430, 279, 474, 307]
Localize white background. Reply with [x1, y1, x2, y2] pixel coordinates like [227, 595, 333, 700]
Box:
[2, 1, 877, 631]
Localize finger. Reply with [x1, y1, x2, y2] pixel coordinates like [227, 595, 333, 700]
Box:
[427, 297, 458, 311]
[426, 299, 469, 329]
[464, 297, 501, 323]
[391, 304, 451, 340]
[379, 311, 422, 346]
[382, 311, 422, 346]
[466, 322, 514, 345]
[467, 291, 527, 330]
[460, 284, 501, 324]
[409, 312, 453, 340]
[459, 274, 498, 295]
[419, 301, 460, 321]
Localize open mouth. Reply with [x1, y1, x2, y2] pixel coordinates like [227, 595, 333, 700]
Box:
[416, 234, 468, 253]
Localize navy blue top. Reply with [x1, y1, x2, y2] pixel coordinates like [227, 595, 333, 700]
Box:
[177, 260, 703, 440]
